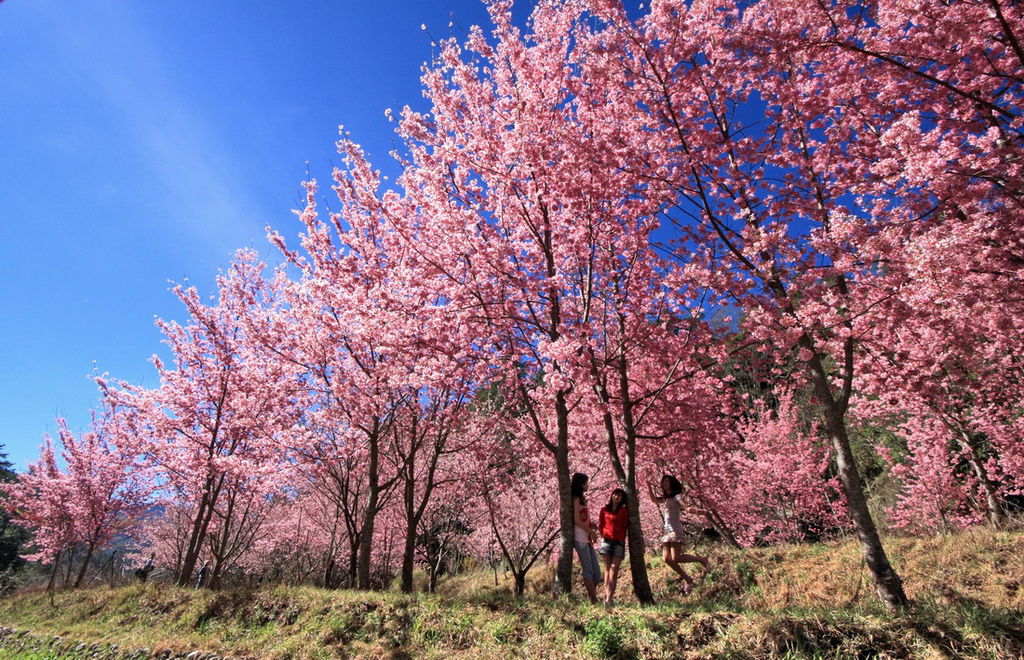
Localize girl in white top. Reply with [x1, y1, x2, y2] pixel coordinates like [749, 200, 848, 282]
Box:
[647, 473, 711, 595]
[571, 472, 601, 603]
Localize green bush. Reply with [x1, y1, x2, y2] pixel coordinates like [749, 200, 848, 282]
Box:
[583, 617, 631, 659]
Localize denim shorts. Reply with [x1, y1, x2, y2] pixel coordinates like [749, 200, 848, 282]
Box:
[574, 541, 602, 583]
[598, 538, 625, 559]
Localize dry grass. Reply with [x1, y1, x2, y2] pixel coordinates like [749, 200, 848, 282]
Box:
[0, 528, 1021, 658]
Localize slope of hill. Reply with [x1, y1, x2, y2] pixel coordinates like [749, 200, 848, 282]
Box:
[0, 529, 1021, 659]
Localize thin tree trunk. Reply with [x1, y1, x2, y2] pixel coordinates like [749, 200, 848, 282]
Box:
[589, 337, 656, 604]
[806, 352, 908, 608]
[177, 475, 224, 587]
[700, 506, 742, 550]
[539, 219, 575, 597]
[178, 493, 219, 587]
[72, 540, 97, 589]
[399, 509, 417, 592]
[400, 429, 417, 593]
[62, 546, 76, 589]
[428, 563, 439, 593]
[357, 422, 382, 590]
[615, 353, 655, 604]
[323, 555, 335, 589]
[553, 422, 574, 596]
[178, 378, 231, 586]
[550, 394, 576, 597]
[601, 407, 655, 604]
[347, 534, 359, 588]
[46, 550, 63, 594]
[955, 429, 1008, 528]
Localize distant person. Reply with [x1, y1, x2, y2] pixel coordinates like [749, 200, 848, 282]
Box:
[135, 553, 156, 583]
[571, 472, 600, 603]
[597, 488, 629, 606]
[194, 560, 210, 589]
[647, 474, 711, 594]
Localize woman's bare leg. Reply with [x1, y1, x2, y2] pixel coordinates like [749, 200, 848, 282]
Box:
[601, 554, 613, 602]
[678, 552, 711, 577]
[604, 556, 622, 605]
[662, 543, 693, 590]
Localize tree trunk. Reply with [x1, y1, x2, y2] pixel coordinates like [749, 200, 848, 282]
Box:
[956, 430, 1008, 528]
[400, 516, 417, 593]
[177, 475, 223, 587]
[357, 423, 382, 590]
[615, 354, 655, 605]
[428, 564, 439, 593]
[701, 506, 742, 549]
[606, 407, 654, 604]
[46, 550, 63, 593]
[400, 444, 417, 593]
[347, 535, 359, 588]
[513, 570, 526, 596]
[323, 555, 335, 589]
[553, 392, 574, 596]
[356, 492, 378, 590]
[107, 551, 117, 588]
[807, 354, 908, 608]
[72, 540, 97, 589]
[590, 339, 655, 604]
[62, 546, 77, 589]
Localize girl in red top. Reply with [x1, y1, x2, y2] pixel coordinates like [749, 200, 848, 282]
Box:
[597, 488, 629, 606]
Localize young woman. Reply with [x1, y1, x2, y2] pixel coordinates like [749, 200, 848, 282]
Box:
[571, 472, 601, 603]
[647, 474, 711, 594]
[597, 488, 629, 606]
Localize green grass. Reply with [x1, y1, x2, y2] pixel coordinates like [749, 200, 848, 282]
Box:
[1, 529, 1022, 658]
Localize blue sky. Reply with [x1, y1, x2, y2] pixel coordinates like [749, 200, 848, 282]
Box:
[0, 0, 503, 470]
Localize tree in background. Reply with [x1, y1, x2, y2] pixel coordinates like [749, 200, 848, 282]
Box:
[1, 413, 147, 590]
[103, 253, 304, 588]
[0, 444, 30, 578]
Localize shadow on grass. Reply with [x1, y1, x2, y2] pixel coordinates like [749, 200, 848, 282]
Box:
[909, 587, 1024, 659]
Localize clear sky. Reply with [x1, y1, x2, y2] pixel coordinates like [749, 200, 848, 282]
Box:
[0, 0, 508, 470]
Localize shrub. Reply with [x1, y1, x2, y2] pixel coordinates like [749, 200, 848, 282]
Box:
[583, 617, 630, 659]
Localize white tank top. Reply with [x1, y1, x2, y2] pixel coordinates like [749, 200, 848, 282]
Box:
[662, 495, 685, 535]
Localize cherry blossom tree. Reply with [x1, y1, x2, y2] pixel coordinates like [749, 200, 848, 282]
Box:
[1, 437, 76, 590]
[730, 390, 846, 545]
[104, 253, 304, 587]
[12, 0, 1022, 606]
[270, 171, 495, 591]
[479, 467, 559, 596]
[554, 0, 1022, 606]
[369, 0, 701, 595]
[0, 444, 30, 575]
[878, 418, 987, 534]
[858, 230, 1024, 529]
[1, 412, 147, 590]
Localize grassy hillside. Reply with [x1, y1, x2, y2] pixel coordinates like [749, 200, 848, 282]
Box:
[0, 529, 1021, 659]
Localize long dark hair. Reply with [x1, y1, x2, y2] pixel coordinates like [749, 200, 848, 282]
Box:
[605, 488, 628, 513]
[570, 472, 589, 504]
[661, 474, 682, 497]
